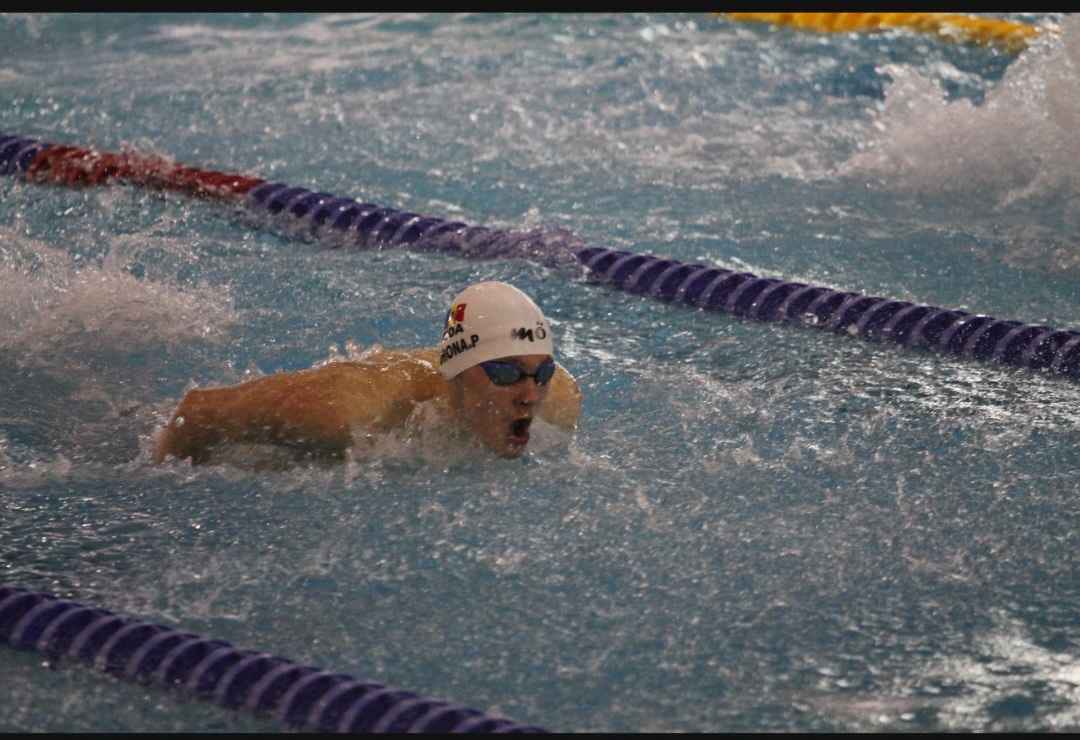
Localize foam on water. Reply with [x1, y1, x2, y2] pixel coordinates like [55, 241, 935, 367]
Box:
[841, 15, 1080, 241]
[0, 235, 234, 355]
[0, 226, 237, 479]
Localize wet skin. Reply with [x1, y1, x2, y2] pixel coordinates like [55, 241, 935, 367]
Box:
[152, 347, 580, 466]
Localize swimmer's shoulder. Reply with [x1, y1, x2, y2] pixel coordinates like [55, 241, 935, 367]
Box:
[542, 360, 582, 431]
[307, 347, 446, 400]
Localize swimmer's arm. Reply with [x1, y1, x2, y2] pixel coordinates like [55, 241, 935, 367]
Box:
[153, 360, 440, 464]
[153, 371, 351, 464]
[538, 363, 583, 431]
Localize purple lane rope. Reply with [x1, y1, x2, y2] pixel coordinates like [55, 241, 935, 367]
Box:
[0, 584, 546, 732]
[5, 131, 1080, 380]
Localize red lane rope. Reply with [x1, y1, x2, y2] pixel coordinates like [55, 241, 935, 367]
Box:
[26, 144, 263, 199]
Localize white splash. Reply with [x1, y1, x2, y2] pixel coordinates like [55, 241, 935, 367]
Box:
[841, 15, 1079, 224]
[0, 231, 236, 361]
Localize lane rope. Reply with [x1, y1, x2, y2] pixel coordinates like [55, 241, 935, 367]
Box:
[5, 132, 1080, 381]
[0, 584, 547, 733]
[721, 13, 1044, 53]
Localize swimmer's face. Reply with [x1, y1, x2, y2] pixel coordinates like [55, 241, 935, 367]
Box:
[452, 353, 552, 458]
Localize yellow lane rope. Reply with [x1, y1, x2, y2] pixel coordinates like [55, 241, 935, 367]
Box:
[722, 13, 1043, 53]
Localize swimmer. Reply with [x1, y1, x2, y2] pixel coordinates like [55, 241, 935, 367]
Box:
[153, 281, 582, 465]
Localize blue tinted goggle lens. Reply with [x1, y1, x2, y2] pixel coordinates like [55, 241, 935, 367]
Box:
[480, 359, 556, 386]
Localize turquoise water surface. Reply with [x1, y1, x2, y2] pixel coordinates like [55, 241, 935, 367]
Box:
[3, 12, 1080, 732]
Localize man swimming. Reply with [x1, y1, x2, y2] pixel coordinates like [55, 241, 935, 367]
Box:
[153, 281, 582, 465]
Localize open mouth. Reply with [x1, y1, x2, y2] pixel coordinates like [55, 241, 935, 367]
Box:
[510, 417, 532, 443]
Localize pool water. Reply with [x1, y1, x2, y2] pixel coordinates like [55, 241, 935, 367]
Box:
[3, 12, 1080, 732]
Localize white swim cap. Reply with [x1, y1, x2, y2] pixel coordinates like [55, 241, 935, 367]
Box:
[438, 281, 554, 380]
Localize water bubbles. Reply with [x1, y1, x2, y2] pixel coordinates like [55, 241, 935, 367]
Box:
[638, 25, 672, 43]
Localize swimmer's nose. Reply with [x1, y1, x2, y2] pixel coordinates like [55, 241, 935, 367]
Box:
[515, 377, 543, 405]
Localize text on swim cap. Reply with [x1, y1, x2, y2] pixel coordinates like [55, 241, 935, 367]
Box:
[440, 333, 480, 365]
[510, 323, 547, 342]
[442, 302, 467, 340]
[442, 322, 465, 341]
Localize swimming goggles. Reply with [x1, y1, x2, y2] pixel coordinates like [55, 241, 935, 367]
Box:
[480, 359, 556, 386]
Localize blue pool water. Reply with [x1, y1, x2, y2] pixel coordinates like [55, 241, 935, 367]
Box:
[3, 12, 1080, 732]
